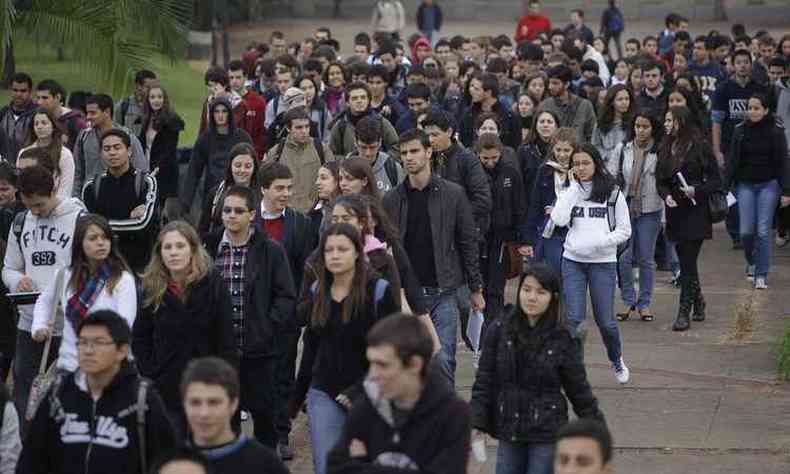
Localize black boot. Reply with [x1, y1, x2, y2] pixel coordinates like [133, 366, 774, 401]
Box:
[691, 277, 706, 322]
[672, 276, 692, 331]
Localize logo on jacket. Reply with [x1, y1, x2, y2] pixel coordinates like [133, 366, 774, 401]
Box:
[22, 225, 72, 249]
[60, 413, 130, 448]
[374, 452, 419, 470]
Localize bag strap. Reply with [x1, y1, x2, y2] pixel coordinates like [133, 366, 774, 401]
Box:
[137, 378, 150, 472]
[313, 137, 326, 165]
[38, 267, 67, 376]
[606, 186, 620, 233]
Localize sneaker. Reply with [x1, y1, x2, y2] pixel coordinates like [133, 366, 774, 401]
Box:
[754, 277, 767, 290]
[776, 234, 789, 247]
[613, 358, 630, 384]
[746, 265, 755, 282]
[278, 440, 295, 461]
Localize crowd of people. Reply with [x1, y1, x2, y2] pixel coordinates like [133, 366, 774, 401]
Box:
[0, 0, 789, 472]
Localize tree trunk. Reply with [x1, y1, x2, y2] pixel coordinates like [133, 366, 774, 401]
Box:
[1, 40, 16, 88]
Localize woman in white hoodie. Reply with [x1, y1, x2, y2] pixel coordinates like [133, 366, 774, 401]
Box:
[32, 214, 137, 372]
[550, 143, 631, 384]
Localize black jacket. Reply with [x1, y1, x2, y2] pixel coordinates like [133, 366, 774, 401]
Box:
[205, 228, 297, 357]
[416, 3, 443, 32]
[485, 160, 528, 243]
[196, 433, 288, 474]
[517, 139, 551, 200]
[459, 101, 520, 149]
[0, 100, 35, 163]
[470, 310, 604, 443]
[254, 207, 314, 291]
[525, 163, 570, 246]
[327, 364, 470, 474]
[138, 112, 184, 199]
[132, 271, 239, 412]
[383, 175, 483, 292]
[18, 363, 177, 474]
[726, 118, 790, 194]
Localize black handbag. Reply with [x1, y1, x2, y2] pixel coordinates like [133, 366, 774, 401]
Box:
[708, 190, 728, 223]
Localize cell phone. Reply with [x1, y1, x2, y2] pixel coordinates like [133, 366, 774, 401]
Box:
[6, 292, 41, 305]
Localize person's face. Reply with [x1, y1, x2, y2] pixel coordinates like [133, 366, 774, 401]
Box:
[379, 53, 396, 72]
[407, 97, 429, 115]
[572, 152, 596, 182]
[554, 437, 610, 474]
[678, 20, 689, 31]
[228, 69, 245, 92]
[528, 1, 541, 14]
[518, 95, 534, 117]
[424, 125, 451, 152]
[548, 78, 566, 97]
[160, 231, 192, 274]
[522, 59, 543, 76]
[668, 91, 687, 108]
[674, 39, 689, 55]
[673, 53, 688, 72]
[526, 78, 545, 101]
[324, 234, 358, 275]
[159, 460, 208, 474]
[445, 62, 460, 79]
[734, 55, 752, 77]
[331, 204, 363, 233]
[184, 382, 238, 446]
[348, 89, 370, 114]
[593, 38, 605, 54]
[400, 138, 432, 174]
[614, 62, 629, 80]
[613, 89, 630, 114]
[10, 81, 31, 109]
[536, 112, 557, 140]
[468, 42, 482, 60]
[422, 58, 439, 72]
[327, 66, 345, 88]
[692, 41, 708, 63]
[35, 90, 60, 112]
[634, 116, 653, 145]
[354, 44, 370, 59]
[747, 97, 768, 123]
[416, 45, 431, 62]
[32, 113, 54, 141]
[276, 72, 293, 94]
[499, 45, 515, 61]
[664, 111, 678, 135]
[751, 38, 761, 56]
[305, 69, 322, 86]
[630, 68, 643, 90]
[552, 34, 565, 50]
[86, 104, 111, 128]
[271, 37, 287, 57]
[213, 104, 229, 127]
[478, 118, 500, 137]
[644, 39, 658, 55]
[643, 67, 661, 90]
[624, 42, 639, 58]
[478, 147, 501, 169]
[101, 135, 130, 171]
[221, 194, 254, 234]
[582, 70, 597, 81]
[314, 29, 329, 41]
[367, 75, 388, 98]
[461, 42, 473, 60]
[768, 65, 786, 84]
[315, 166, 338, 200]
[0, 179, 16, 207]
[262, 178, 293, 213]
[148, 87, 165, 112]
[782, 41, 790, 58]
[542, 43, 554, 56]
[436, 45, 452, 63]
[714, 44, 731, 61]
[77, 325, 127, 376]
[552, 140, 573, 166]
[367, 344, 420, 401]
[723, 56, 735, 75]
[395, 47, 406, 64]
[356, 139, 381, 162]
[207, 81, 226, 99]
[297, 79, 316, 105]
[20, 192, 56, 217]
[519, 275, 552, 317]
[230, 154, 255, 185]
[339, 169, 367, 195]
[570, 11, 582, 26]
[288, 118, 311, 145]
[82, 224, 111, 263]
[734, 40, 748, 51]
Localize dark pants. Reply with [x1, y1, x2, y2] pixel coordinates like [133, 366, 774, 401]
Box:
[239, 355, 278, 448]
[274, 330, 300, 443]
[0, 296, 17, 382]
[481, 238, 507, 340]
[726, 205, 741, 244]
[13, 330, 60, 426]
[604, 31, 623, 59]
[675, 240, 703, 281]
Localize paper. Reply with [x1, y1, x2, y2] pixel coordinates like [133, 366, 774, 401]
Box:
[466, 310, 485, 353]
[472, 438, 487, 463]
[726, 192, 737, 207]
[675, 172, 697, 205]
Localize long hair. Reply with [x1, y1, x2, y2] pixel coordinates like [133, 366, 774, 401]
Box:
[665, 85, 706, 132]
[509, 263, 566, 338]
[572, 143, 616, 203]
[310, 223, 370, 328]
[597, 84, 634, 134]
[68, 214, 131, 294]
[23, 107, 63, 177]
[657, 106, 702, 178]
[360, 194, 401, 246]
[141, 82, 179, 132]
[141, 220, 212, 310]
[524, 109, 560, 145]
[312, 161, 341, 211]
[222, 142, 260, 188]
[626, 109, 662, 145]
[331, 194, 372, 235]
[340, 157, 381, 200]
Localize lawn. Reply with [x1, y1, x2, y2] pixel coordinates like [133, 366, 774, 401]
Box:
[0, 38, 207, 145]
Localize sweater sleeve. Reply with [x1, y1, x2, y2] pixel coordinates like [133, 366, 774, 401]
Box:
[0, 402, 21, 474]
[2, 221, 26, 294]
[130, 134, 149, 172]
[180, 137, 207, 209]
[57, 147, 75, 199]
[72, 129, 88, 198]
[115, 272, 138, 332]
[549, 182, 582, 227]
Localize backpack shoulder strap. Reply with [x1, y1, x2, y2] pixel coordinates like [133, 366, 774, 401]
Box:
[137, 378, 150, 472]
[606, 186, 620, 232]
[273, 139, 287, 162]
[617, 144, 627, 187]
[384, 157, 398, 187]
[313, 137, 326, 165]
[93, 173, 104, 203]
[12, 210, 27, 256]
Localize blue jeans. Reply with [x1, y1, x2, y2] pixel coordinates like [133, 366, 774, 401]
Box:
[424, 290, 459, 387]
[535, 235, 564, 277]
[307, 388, 347, 474]
[495, 440, 554, 474]
[562, 258, 623, 364]
[737, 180, 780, 278]
[619, 211, 661, 309]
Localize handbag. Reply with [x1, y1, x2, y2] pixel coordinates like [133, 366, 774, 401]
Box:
[503, 243, 523, 280]
[25, 267, 66, 421]
[708, 190, 728, 224]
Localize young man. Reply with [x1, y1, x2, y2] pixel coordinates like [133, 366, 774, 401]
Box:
[537, 64, 597, 142]
[564, 9, 594, 46]
[114, 69, 157, 136]
[348, 116, 404, 193]
[635, 59, 670, 121]
[658, 13, 681, 56]
[204, 185, 296, 451]
[395, 82, 434, 133]
[264, 69, 297, 130]
[198, 67, 249, 137]
[554, 419, 614, 474]
[515, 0, 552, 43]
[228, 60, 267, 159]
[3, 164, 84, 417]
[688, 35, 726, 104]
[151, 447, 214, 474]
[328, 313, 471, 474]
[382, 130, 484, 387]
[624, 38, 641, 59]
[270, 31, 288, 58]
[368, 64, 405, 127]
[328, 82, 399, 158]
[35, 79, 87, 150]
[353, 32, 373, 62]
[73, 94, 147, 196]
[0, 162, 24, 382]
[375, 41, 406, 97]
[18, 310, 177, 474]
[416, 0, 442, 47]
[460, 73, 520, 149]
[82, 128, 158, 273]
[0, 72, 36, 164]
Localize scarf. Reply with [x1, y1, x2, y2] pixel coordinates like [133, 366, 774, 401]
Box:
[65, 262, 112, 332]
[627, 139, 653, 218]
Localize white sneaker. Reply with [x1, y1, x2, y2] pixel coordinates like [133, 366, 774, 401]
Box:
[754, 277, 767, 290]
[776, 234, 789, 247]
[613, 358, 630, 384]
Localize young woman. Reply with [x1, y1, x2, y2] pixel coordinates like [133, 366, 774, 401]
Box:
[133, 220, 237, 429]
[523, 73, 547, 105]
[475, 112, 518, 169]
[666, 85, 708, 134]
[610, 111, 663, 322]
[198, 142, 260, 236]
[592, 84, 633, 167]
[516, 92, 536, 142]
[338, 157, 380, 199]
[550, 143, 631, 383]
[309, 161, 341, 241]
[31, 214, 136, 372]
[470, 263, 605, 474]
[726, 94, 790, 289]
[656, 106, 722, 331]
[627, 64, 643, 98]
[518, 110, 559, 198]
[19, 107, 74, 197]
[298, 75, 333, 142]
[139, 83, 185, 206]
[610, 58, 630, 86]
[321, 62, 348, 117]
[290, 223, 399, 474]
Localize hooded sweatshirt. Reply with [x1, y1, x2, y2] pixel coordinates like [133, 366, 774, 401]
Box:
[346, 149, 405, 193]
[2, 197, 85, 333]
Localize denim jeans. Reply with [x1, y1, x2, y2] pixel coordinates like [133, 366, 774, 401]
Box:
[495, 440, 554, 474]
[13, 329, 60, 427]
[307, 387, 347, 474]
[562, 258, 623, 364]
[535, 235, 565, 277]
[619, 211, 661, 309]
[737, 180, 780, 278]
[425, 290, 459, 387]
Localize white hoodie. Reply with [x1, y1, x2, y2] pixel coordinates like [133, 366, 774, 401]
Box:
[2, 197, 85, 333]
[550, 181, 631, 263]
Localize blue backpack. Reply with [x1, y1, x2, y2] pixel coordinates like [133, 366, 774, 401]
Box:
[310, 278, 389, 318]
[607, 10, 624, 34]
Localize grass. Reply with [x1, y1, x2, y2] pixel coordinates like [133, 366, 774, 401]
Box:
[0, 37, 206, 145]
[779, 322, 790, 381]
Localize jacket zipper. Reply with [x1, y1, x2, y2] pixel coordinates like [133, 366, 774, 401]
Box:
[84, 399, 97, 474]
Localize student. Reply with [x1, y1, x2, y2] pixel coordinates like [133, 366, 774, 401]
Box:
[199, 143, 260, 237]
[150, 447, 214, 474]
[339, 158, 380, 199]
[537, 65, 597, 143]
[515, 0, 552, 43]
[471, 264, 605, 474]
[367, 65, 405, 128]
[328, 82, 399, 159]
[635, 60, 669, 122]
[18, 310, 177, 474]
[82, 128, 158, 273]
[114, 69, 158, 137]
[18, 107, 75, 198]
[554, 419, 614, 474]
[518, 110, 559, 199]
[600, 0, 625, 59]
[0, 72, 36, 164]
[297, 75, 333, 142]
[346, 116, 404, 193]
[592, 84, 633, 168]
[31, 214, 136, 372]
[328, 313, 470, 474]
[0, 163, 23, 382]
[228, 60, 267, 159]
[550, 143, 631, 383]
[416, 0, 442, 46]
[309, 161, 341, 241]
[34, 79, 87, 151]
[290, 223, 399, 474]
[132, 221, 238, 433]
[460, 73, 520, 149]
[2, 165, 84, 418]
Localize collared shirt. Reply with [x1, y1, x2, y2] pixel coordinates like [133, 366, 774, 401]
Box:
[215, 228, 253, 349]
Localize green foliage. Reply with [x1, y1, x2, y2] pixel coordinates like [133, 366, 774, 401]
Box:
[779, 321, 790, 381]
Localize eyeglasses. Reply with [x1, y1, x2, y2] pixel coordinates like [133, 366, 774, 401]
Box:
[77, 338, 116, 350]
[222, 206, 250, 215]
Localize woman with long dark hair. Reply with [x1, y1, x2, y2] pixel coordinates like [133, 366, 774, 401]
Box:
[518, 110, 559, 198]
[338, 157, 380, 199]
[290, 223, 398, 474]
[666, 84, 708, 134]
[656, 106, 722, 331]
[470, 263, 605, 474]
[321, 62, 348, 117]
[298, 75, 333, 142]
[551, 143, 631, 383]
[592, 84, 633, 167]
[309, 161, 341, 241]
[19, 107, 74, 197]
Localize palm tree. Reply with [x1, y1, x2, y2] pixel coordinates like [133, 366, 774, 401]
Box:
[1, 0, 193, 93]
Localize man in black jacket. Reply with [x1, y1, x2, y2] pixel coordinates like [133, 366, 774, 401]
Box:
[327, 313, 470, 474]
[204, 185, 296, 450]
[459, 72, 520, 149]
[383, 129, 484, 387]
[18, 310, 176, 474]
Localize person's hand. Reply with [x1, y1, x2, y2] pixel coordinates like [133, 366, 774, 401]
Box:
[335, 393, 352, 410]
[544, 206, 553, 215]
[781, 196, 790, 208]
[16, 276, 35, 292]
[665, 195, 678, 208]
[381, 105, 391, 117]
[471, 290, 486, 311]
[349, 439, 368, 458]
[130, 205, 146, 218]
[518, 245, 533, 257]
[681, 185, 695, 200]
[521, 25, 529, 37]
[32, 328, 50, 342]
[714, 150, 725, 168]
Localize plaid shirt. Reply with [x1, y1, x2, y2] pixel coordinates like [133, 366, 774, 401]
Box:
[215, 229, 252, 350]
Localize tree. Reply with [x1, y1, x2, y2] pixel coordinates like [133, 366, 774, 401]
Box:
[1, 0, 193, 93]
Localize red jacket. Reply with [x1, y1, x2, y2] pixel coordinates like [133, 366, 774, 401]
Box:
[514, 14, 552, 43]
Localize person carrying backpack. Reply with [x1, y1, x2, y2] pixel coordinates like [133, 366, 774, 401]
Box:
[600, 0, 625, 60]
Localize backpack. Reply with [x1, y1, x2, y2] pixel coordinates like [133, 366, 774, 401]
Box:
[272, 136, 326, 165]
[606, 9, 624, 34]
[120, 96, 132, 125]
[605, 186, 630, 260]
[309, 278, 389, 318]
